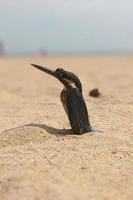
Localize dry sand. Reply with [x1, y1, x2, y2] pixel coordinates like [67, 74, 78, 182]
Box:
[0, 55, 133, 200]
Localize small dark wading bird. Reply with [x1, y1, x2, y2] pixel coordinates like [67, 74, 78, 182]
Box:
[31, 64, 96, 134]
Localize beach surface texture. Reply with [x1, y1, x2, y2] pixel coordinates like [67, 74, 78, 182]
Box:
[0, 56, 132, 200]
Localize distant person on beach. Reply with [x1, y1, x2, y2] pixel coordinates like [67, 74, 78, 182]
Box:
[0, 41, 5, 57]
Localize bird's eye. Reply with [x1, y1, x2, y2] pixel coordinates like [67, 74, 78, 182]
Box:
[56, 68, 64, 77]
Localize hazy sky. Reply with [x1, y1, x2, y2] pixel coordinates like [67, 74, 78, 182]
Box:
[0, 0, 133, 54]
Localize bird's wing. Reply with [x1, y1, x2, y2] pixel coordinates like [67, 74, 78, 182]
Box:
[66, 87, 91, 134]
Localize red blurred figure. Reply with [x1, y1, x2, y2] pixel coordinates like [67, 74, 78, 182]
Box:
[0, 41, 5, 57]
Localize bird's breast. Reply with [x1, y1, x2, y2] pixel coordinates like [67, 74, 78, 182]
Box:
[60, 89, 68, 116]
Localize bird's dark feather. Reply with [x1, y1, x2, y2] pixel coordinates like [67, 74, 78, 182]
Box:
[66, 87, 92, 134]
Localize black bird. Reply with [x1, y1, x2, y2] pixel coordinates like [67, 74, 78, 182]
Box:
[31, 64, 93, 134]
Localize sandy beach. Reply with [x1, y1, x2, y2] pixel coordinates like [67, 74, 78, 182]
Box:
[0, 55, 133, 200]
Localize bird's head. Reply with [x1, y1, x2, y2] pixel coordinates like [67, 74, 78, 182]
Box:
[55, 68, 82, 92]
[31, 64, 82, 92]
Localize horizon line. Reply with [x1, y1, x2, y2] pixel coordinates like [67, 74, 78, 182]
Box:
[4, 50, 133, 57]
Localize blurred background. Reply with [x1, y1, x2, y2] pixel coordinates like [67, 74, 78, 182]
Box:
[0, 0, 133, 57]
[0, 2, 133, 200]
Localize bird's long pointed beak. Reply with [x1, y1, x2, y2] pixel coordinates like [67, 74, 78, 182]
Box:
[31, 63, 70, 88]
[31, 63, 57, 78]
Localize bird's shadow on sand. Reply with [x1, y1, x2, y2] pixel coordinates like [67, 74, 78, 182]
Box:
[27, 123, 72, 135]
[1, 123, 72, 136]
